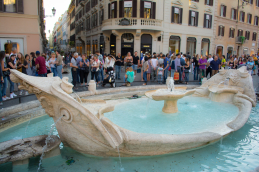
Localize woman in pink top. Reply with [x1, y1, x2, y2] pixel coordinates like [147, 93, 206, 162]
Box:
[198, 55, 207, 82]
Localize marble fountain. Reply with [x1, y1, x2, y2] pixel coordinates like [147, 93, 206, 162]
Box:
[4, 66, 256, 160]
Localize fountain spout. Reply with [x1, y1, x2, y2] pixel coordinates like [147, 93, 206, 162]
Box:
[167, 77, 175, 92]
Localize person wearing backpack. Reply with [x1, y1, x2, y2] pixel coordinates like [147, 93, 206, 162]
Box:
[79, 54, 90, 86]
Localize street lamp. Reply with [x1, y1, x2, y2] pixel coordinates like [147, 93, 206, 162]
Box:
[45, 7, 56, 18]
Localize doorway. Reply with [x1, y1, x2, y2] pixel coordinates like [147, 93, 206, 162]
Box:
[186, 37, 196, 57]
[227, 47, 233, 59]
[141, 34, 152, 54]
[216, 46, 223, 57]
[121, 33, 134, 58]
[110, 34, 116, 56]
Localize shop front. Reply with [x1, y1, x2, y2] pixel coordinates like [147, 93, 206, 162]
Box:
[169, 36, 180, 54]
[216, 46, 223, 57]
[121, 33, 134, 58]
[141, 34, 152, 54]
[100, 35, 104, 55]
[186, 37, 196, 56]
[86, 41, 91, 57]
[110, 34, 116, 56]
[92, 40, 98, 54]
[227, 47, 233, 58]
[0, 38, 23, 54]
[201, 38, 210, 56]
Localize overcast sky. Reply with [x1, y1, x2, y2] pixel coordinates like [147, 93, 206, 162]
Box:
[44, 0, 71, 38]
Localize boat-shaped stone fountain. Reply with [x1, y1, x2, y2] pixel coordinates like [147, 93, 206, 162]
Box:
[9, 66, 256, 157]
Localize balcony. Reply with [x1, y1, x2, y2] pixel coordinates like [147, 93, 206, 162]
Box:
[236, 36, 246, 44]
[102, 18, 163, 31]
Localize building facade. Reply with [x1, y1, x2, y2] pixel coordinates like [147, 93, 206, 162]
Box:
[214, 0, 259, 58]
[0, 0, 46, 54]
[73, 0, 216, 57]
[68, 0, 76, 52]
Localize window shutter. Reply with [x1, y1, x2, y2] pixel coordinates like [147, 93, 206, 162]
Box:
[171, 7, 175, 23]
[102, 9, 104, 21]
[248, 32, 250, 40]
[188, 10, 192, 25]
[241, 30, 243, 36]
[179, 8, 183, 24]
[234, 9, 237, 20]
[76, 0, 78, 7]
[0, 0, 3, 12]
[233, 29, 235, 38]
[242, 12, 245, 22]
[119, 1, 124, 18]
[17, 0, 24, 13]
[209, 15, 212, 28]
[218, 26, 221, 36]
[114, 2, 117, 18]
[251, 0, 253, 4]
[249, 14, 252, 23]
[229, 28, 231, 38]
[223, 6, 226, 17]
[152, 2, 156, 19]
[140, 0, 144, 18]
[204, 0, 206, 5]
[210, 0, 213, 6]
[222, 26, 225, 36]
[108, 3, 110, 19]
[195, 12, 199, 26]
[133, 0, 137, 17]
[203, 14, 206, 28]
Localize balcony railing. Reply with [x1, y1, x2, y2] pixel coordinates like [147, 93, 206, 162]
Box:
[102, 18, 163, 30]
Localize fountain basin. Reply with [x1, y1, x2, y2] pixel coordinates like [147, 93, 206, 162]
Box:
[8, 68, 256, 157]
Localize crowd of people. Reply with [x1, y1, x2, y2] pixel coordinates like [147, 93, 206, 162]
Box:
[1, 47, 258, 106]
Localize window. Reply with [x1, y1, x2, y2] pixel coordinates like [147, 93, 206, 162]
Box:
[99, 9, 103, 25]
[245, 31, 250, 40]
[85, 2, 90, 14]
[249, 0, 253, 4]
[1, 0, 23, 13]
[143, 1, 151, 18]
[171, 6, 183, 24]
[220, 5, 226, 17]
[140, 1, 156, 19]
[247, 14, 252, 24]
[252, 32, 257, 41]
[231, 8, 237, 20]
[205, 0, 213, 6]
[240, 11, 245, 22]
[257, 0, 259, 7]
[191, 0, 199, 2]
[111, 2, 117, 18]
[238, 29, 243, 37]
[189, 10, 199, 26]
[255, 16, 259, 25]
[124, 1, 133, 18]
[203, 14, 212, 28]
[218, 26, 225, 36]
[229, 28, 235, 38]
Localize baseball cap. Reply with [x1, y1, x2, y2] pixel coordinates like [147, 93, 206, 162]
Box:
[36, 51, 40, 55]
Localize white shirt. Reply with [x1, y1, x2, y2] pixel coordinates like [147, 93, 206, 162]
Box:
[151, 59, 158, 68]
[106, 58, 115, 68]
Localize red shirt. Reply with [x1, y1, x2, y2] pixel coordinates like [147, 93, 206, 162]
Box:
[35, 56, 47, 74]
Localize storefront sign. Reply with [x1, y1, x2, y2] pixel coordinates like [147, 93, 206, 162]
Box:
[142, 45, 151, 48]
[123, 44, 132, 48]
[175, 8, 179, 14]
[111, 45, 115, 47]
[111, 3, 114, 10]
[192, 11, 196, 17]
[124, 1, 132, 7]
[144, 1, 151, 9]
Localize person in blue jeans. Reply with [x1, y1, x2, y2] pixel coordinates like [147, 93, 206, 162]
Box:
[162, 54, 169, 84]
[143, 56, 149, 85]
[115, 53, 122, 80]
[192, 54, 199, 80]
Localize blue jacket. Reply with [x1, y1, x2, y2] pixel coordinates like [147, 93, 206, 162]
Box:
[180, 58, 186, 66]
[171, 60, 175, 70]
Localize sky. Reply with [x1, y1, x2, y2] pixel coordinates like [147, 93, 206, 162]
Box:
[44, 0, 71, 38]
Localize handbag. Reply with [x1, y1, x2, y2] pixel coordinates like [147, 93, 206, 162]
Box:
[138, 64, 142, 68]
[174, 72, 179, 81]
[168, 67, 171, 71]
[137, 69, 141, 73]
[3, 70, 10, 77]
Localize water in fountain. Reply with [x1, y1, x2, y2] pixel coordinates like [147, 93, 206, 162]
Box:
[22, 114, 32, 140]
[167, 77, 175, 92]
[117, 147, 124, 171]
[37, 116, 63, 172]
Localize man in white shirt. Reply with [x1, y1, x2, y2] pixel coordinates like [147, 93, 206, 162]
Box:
[151, 55, 158, 81]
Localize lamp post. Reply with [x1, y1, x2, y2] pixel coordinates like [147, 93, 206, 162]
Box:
[45, 7, 56, 18]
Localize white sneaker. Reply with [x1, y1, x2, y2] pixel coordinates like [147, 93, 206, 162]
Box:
[25, 91, 29, 95]
[19, 91, 23, 96]
[10, 93, 14, 99]
[13, 93, 17, 97]
[2, 97, 10, 101]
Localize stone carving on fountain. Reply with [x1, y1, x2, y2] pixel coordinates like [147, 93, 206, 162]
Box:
[193, 67, 256, 107]
[9, 67, 256, 157]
